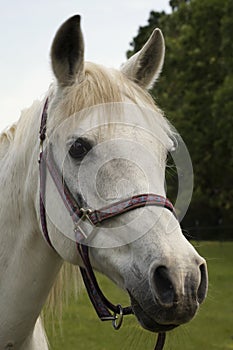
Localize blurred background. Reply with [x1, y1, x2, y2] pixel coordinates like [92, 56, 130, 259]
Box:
[127, 0, 233, 241]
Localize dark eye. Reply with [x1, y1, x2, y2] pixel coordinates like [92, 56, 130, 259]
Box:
[69, 139, 91, 159]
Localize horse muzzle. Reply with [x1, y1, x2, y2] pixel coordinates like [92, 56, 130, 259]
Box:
[128, 258, 208, 333]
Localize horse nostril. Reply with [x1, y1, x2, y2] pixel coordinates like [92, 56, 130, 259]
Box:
[153, 266, 175, 307]
[197, 263, 208, 304]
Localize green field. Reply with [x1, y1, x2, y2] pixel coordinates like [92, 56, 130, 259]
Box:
[45, 242, 233, 350]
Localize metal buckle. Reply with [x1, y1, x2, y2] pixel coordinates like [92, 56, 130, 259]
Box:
[112, 304, 124, 330]
[80, 208, 93, 221]
[74, 208, 94, 240]
[38, 140, 44, 163]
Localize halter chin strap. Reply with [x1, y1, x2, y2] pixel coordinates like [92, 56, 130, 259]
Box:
[38, 98, 176, 348]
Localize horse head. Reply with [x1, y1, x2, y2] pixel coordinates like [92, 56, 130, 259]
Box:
[41, 15, 208, 334]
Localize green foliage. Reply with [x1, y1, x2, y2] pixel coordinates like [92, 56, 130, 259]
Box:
[128, 0, 233, 239]
[169, 0, 191, 12]
[45, 242, 233, 349]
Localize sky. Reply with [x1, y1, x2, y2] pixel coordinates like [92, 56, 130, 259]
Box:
[0, 0, 170, 131]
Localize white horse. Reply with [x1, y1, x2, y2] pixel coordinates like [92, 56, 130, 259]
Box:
[0, 15, 208, 349]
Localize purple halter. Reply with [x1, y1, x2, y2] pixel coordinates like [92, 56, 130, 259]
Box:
[39, 97, 176, 349]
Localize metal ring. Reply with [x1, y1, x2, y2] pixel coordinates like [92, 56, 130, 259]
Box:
[112, 304, 124, 330]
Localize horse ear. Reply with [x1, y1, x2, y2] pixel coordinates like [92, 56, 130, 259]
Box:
[121, 29, 165, 89]
[51, 15, 84, 86]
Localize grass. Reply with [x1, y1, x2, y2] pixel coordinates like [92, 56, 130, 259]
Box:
[45, 242, 233, 350]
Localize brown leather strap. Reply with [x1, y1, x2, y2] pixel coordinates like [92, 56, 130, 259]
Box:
[155, 333, 166, 350]
[88, 193, 176, 226]
[78, 244, 132, 320]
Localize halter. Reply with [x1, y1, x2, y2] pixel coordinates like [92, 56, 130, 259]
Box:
[39, 98, 176, 349]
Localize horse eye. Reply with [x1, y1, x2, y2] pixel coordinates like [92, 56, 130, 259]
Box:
[69, 139, 91, 159]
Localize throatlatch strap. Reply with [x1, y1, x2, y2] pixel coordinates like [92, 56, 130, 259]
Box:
[39, 152, 54, 248]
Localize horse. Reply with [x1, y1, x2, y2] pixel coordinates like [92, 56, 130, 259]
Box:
[0, 15, 208, 349]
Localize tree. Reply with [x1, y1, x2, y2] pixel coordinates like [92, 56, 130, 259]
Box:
[169, 0, 190, 12]
[127, 0, 233, 239]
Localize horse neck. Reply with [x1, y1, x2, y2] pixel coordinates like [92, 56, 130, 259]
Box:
[0, 98, 62, 347]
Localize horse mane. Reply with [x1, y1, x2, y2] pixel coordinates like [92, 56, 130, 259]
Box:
[43, 263, 83, 325]
[47, 62, 166, 131]
[0, 124, 17, 160]
[0, 62, 172, 158]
